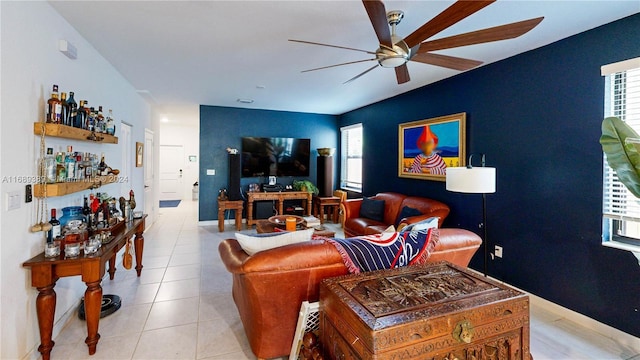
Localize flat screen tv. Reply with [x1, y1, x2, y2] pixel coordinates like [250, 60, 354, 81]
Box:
[241, 137, 311, 178]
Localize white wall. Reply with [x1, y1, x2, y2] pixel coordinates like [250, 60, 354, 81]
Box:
[0, 2, 154, 358]
[159, 110, 199, 201]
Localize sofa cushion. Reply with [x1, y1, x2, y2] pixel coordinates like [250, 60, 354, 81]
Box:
[359, 197, 385, 222]
[345, 217, 386, 236]
[235, 228, 314, 255]
[372, 192, 407, 224]
[395, 206, 423, 227]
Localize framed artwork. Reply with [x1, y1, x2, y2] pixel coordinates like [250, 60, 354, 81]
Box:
[398, 112, 466, 182]
[136, 142, 144, 167]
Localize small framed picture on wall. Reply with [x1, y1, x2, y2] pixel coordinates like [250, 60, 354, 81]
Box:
[136, 142, 144, 167]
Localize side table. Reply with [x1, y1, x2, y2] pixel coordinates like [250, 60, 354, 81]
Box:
[313, 196, 341, 224]
[218, 200, 244, 232]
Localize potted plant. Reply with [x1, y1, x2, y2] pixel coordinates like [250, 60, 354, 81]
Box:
[600, 116, 640, 197]
[293, 180, 319, 196]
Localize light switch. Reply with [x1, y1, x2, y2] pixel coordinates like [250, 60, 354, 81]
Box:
[6, 191, 20, 211]
[206, 169, 216, 176]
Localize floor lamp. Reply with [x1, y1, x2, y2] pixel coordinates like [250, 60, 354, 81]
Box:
[446, 154, 496, 276]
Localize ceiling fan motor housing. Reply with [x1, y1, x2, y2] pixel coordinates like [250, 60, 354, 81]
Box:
[377, 10, 410, 68]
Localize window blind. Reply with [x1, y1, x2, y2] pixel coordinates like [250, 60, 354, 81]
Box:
[340, 124, 363, 191]
[602, 64, 640, 224]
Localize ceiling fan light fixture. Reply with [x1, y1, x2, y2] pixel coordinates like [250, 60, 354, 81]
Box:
[378, 55, 407, 68]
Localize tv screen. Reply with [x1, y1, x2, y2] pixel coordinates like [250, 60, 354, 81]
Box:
[241, 137, 311, 178]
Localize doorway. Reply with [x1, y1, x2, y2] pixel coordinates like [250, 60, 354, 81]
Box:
[144, 129, 155, 225]
[159, 145, 184, 200]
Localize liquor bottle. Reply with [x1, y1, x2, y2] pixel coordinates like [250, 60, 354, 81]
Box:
[98, 153, 107, 175]
[77, 100, 87, 129]
[43, 148, 56, 184]
[96, 106, 105, 133]
[106, 109, 115, 135]
[87, 107, 95, 132]
[55, 151, 66, 182]
[65, 146, 76, 180]
[83, 196, 92, 227]
[47, 209, 61, 243]
[67, 92, 78, 127]
[75, 153, 83, 180]
[46, 85, 62, 124]
[84, 153, 92, 178]
[60, 92, 68, 126]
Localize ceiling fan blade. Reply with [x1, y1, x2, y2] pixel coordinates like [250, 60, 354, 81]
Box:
[418, 17, 544, 53]
[411, 52, 483, 71]
[404, 0, 495, 48]
[362, 0, 393, 48]
[301, 59, 377, 73]
[344, 64, 379, 84]
[395, 64, 410, 84]
[289, 39, 376, 55]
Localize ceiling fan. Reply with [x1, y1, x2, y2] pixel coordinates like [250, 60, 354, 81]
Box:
[290, 0, 543, 84]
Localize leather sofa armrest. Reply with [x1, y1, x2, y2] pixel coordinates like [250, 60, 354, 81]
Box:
[342, 198, 363, 222]
[218, 239, 345, 274]
[435, 228, 483, 251]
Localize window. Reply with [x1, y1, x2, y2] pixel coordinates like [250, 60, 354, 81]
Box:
[340, 123, 363, 192]
[602, 58, 640, 255]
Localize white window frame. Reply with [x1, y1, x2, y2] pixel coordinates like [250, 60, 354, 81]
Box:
[340, 123, 363, 193]
[601, 57, 640, 264]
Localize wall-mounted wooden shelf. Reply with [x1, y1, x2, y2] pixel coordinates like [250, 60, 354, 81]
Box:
[34, 175, 117, 197]
[33, 122, 118, 144]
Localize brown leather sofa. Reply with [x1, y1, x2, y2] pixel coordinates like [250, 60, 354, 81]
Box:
[342, 192, 451, 237]
[218, 229, 482, 359]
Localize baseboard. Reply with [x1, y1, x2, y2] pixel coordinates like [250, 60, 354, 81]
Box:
[198, 219, 248, 227]
[466, 269, 640, 352]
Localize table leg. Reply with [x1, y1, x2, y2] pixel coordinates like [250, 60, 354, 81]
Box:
[235, 209, 242, 230]
[134, 228, 145, 277]
[320, 204, 326, 224]
[108, 254, 116, 280]
[218, 205, 224, 232]
[332, 205, 339, 223]
[36, 283, 56, 360]
[277, 201, 284, 216]
[306, 197, 312, 216]
[83, 280, 102, 355]
[247, 200, 254, 227]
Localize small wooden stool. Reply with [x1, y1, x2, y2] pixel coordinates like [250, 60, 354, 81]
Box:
[218, 200, 244, 232]
[313, 196, 341, 224]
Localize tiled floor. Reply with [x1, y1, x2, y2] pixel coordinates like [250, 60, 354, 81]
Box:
[50, 200, 639, 360]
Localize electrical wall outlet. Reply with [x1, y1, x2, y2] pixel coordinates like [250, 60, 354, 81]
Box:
[494, 245, 503, 258]
[25, 185, 32, 203]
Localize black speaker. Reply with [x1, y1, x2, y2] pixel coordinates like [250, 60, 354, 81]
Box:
[228, 154, 242, 201]
[317, 155, 334, 197]
[255, 201, 275, 219]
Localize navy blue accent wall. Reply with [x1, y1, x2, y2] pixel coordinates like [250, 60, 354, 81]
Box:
[340, 14, 640, 336]
[199, 105, 338, 221]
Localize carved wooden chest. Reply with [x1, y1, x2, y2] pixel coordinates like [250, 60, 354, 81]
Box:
[319, 261, 530, 360]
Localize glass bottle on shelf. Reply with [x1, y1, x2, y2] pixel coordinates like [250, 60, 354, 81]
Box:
[98, 153, 107, 176]
[43, 148, 56, 184]
[47, 208, 61, 243]
[106, 109, 115, 135]
[65, 145, 76, 181]
[67, 91, 78, 127]
[55, 150, 66, 182]
[46, 85, 62, 124]
[87, 107, 96, 132]
[77, 100, 87, 129]
[84, 153, 92, 178]
[83, 196, 92, 228]
[75, 153, 83, 180]
[60, 92, 68, 126]
[96, 106, 105, 133]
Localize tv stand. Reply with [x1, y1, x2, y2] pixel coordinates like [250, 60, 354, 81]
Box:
[246, 191, 312, 227]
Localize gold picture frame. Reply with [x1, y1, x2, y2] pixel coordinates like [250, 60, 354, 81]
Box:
[398, 113, 466, 182]
[136, 142, 144, 167]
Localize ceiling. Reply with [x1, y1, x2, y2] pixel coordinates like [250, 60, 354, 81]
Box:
[49, 1, 639, 117]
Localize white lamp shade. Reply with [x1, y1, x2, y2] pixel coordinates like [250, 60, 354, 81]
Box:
[446, 167, 496, 194]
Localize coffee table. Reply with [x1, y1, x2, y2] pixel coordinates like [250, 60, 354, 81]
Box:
[255, 219, 336, 238]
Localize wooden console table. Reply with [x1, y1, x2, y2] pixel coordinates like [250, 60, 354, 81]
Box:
[23, 216, 147, 360]
[246, 191, 312, 227]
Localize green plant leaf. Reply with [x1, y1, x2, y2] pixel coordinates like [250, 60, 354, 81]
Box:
[600, 116, 640, 198]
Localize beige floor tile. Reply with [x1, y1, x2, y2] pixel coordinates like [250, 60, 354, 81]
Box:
[142, 255, 171, 269]
[143, 246, 176, 257]
[199, 294, 240, 322]
[111, 282, 160, 306]
[133, 323, 198, 360]
[173, 243, 202, 255]
[197, 319, 247, 359]
[144, 296, 199, 331]
[124, 267, 167, 285]
[200, 350, 256, 359]
[164, 264, 202, 282]
[98, 303, 152, 337]
[169, 252, 202, 267]
[156, 277, 201, 302]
